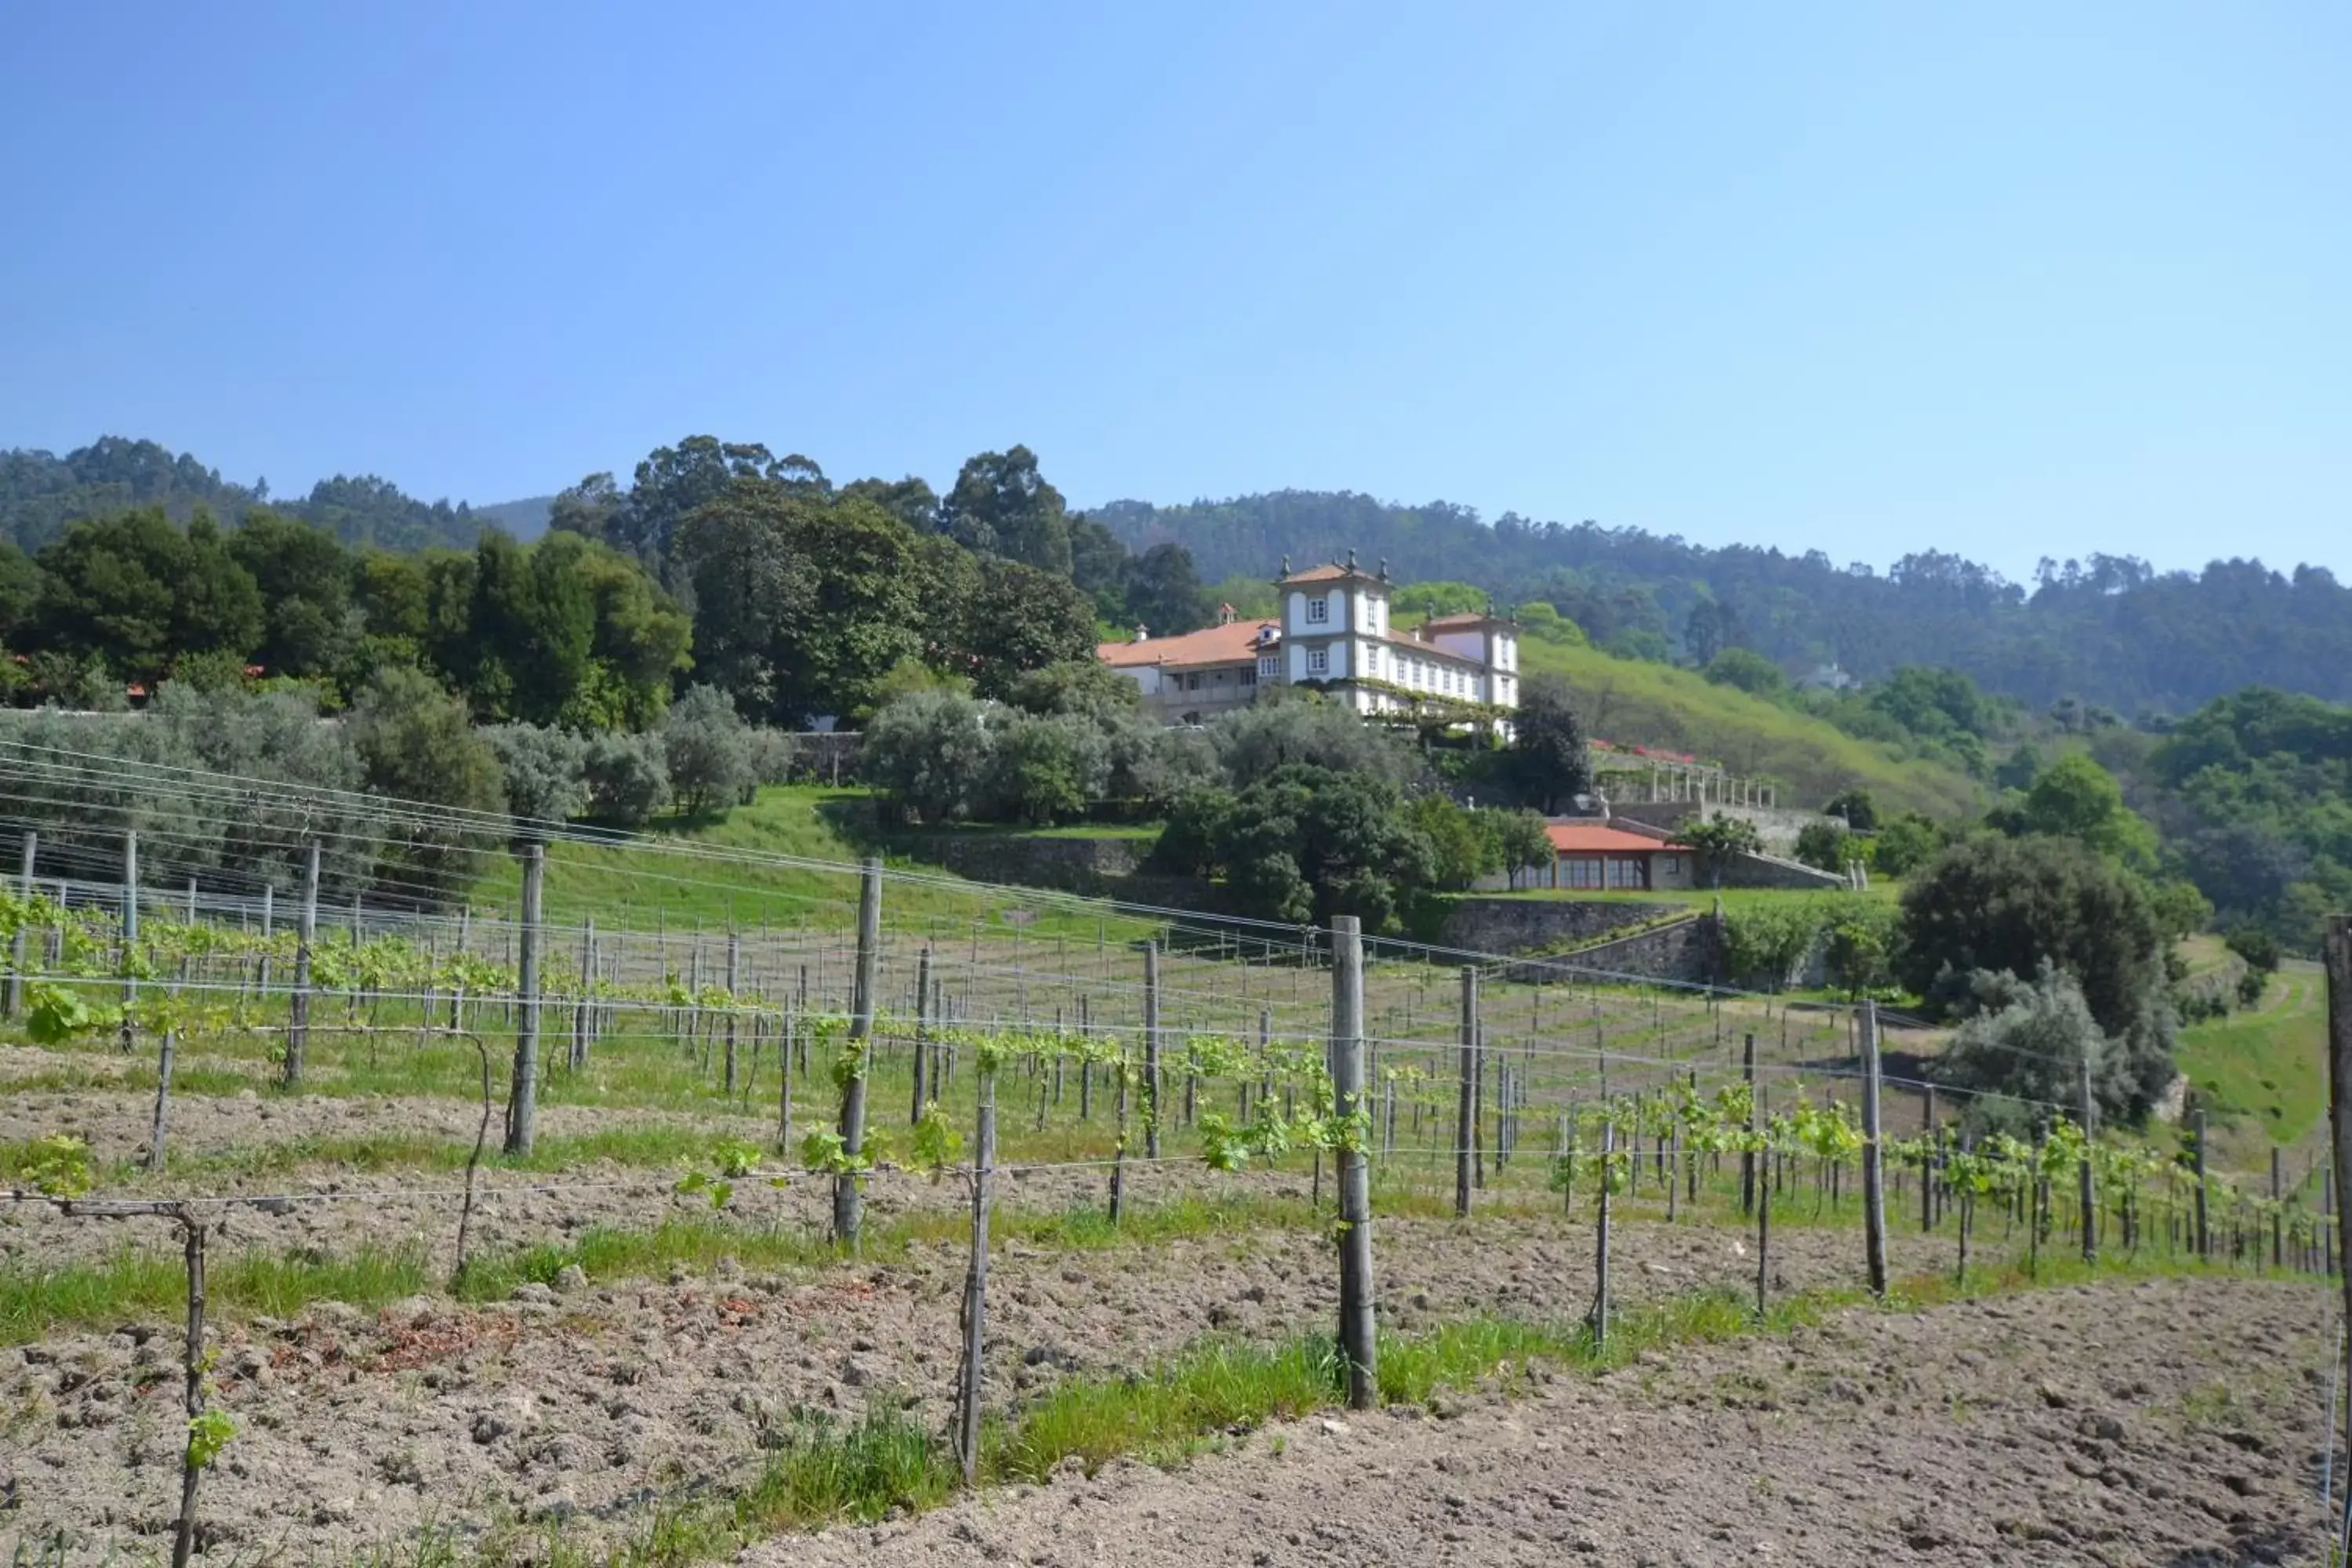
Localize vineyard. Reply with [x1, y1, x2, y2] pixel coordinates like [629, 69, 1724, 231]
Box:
[0, 740, 2338, 1564]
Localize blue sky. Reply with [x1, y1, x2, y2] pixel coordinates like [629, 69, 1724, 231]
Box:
[2, 2, 2345, 582]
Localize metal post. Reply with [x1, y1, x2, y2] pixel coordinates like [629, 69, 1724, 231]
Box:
[1330, 916, 1375, 1409]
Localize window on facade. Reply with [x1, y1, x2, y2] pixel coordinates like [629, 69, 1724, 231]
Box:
[1240, 667, 1256, 687]
[1563, 856, 1603, 889]
[1306, 648, 1329, 675]
[1182, 672, 1200, 691]
[1305, 597, 1329, 624]
[1606, 857, 1648, 890]
[1258, 655, 1279, 678]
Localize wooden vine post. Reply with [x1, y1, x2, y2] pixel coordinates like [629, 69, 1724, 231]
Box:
[1142, 939, 1163, 1159]
[1595, 1118, 1616, 1345]
[504, 844, 545, 1156]
[1860, 1000, 1889, 1298]
[1754, 1083, 1771, 1316]
[2190, 1103, 2209, 1259]
[956, 1053, 996, 1485]
[1740, 1033, 1758, 1216]
[911, 943, 932, 1123]
[1921, 1086, 1937, 1232]
[5, 829, 33, 1018]
[569, 917, 596, 1070]
[285, 841, 319, 1088]
[1454, 967, 1477, 1218]
[833, 858, 881, 1250]
[119, 830, 140, 1050]
[2078, 1052, 2099, 1265]
[723, 931, 742, 1094]
[1330, 915, 1376, 1409]
[2325, 914, 2351, 1372]
[60, 1200, 219, 1568]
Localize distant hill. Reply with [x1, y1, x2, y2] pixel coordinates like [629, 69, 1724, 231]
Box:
[0, 438, 514, 554]
[475, 495, 554, 540]
[1509, 630, 1984, 821]
[13, 437, 2349, 720]
[1096, 491, 2352, 716]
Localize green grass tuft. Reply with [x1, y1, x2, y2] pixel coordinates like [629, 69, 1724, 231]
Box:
[0, 1241, 427, 1345]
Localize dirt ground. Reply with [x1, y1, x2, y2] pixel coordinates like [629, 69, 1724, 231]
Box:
[4, 1195, 2054, 1563]
[765, 1276, 2336, 1568]
[5, 1073, 2336, 1566]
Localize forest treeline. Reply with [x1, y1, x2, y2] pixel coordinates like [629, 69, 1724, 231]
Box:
[0, 437, 1218, 734]
[1095, 491, 2352, 713]
[13, 437, 2351, 717]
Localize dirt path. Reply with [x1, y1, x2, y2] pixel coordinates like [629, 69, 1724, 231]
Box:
[766, 1276, 2333, 1568]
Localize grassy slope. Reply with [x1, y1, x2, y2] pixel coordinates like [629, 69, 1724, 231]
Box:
[1512, 635, 1984, 818]
[2175, 960, 2327, 1158]
[475, 786, 1143, 939]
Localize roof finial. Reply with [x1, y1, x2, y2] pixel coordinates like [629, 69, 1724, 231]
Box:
[1279, 554, 1290, 575]
[1378, 557, 1390, 583]
[1345, 547, 1358, 571]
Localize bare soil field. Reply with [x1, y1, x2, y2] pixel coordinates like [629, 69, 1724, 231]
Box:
[768, 1275, 2334, 1568]
[1, 1191, 2093, 1563]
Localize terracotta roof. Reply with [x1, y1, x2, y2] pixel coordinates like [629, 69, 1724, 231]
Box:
[1421, 612, 1503, 630]
[1276, 563, 1357, 584]
[1546, 824, 1679, 855]
[1097, 621, 1278, 669]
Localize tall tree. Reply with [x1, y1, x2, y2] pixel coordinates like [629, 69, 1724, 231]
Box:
[599, 437, 822, 587]
[939, 446, 1071, 575]
[1068, 514, 1132, 619]
[1896, 833, 2166, 1049]
[33, 506, 263, 678]
[674, 482, 927, 726]
[228, 510, 353, 678]
[839, 475, 939, 532]
[1123, 543, 1214, 636]
[964, 559, 1099, 699]
[1507, 673, 1593, 813]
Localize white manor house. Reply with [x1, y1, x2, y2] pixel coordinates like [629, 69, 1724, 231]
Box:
[1098, 553, 1520, 728]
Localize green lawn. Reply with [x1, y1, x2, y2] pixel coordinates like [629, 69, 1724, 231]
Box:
[1509, 634, 1984, 819]
[2176, 961, 2327, 1155]
[474, 786, 1149, 941]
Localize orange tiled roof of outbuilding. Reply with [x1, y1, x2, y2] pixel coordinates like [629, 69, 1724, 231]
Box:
[1544, 824, 1677, 855]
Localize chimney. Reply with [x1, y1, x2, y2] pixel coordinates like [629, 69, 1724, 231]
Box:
[1218, 603, 1236, 625]
[1133, 625, 1149, 642]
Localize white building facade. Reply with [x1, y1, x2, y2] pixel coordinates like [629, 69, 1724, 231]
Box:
[1097, 554, 1522, 729]
[1273, 554, 1519, 727]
